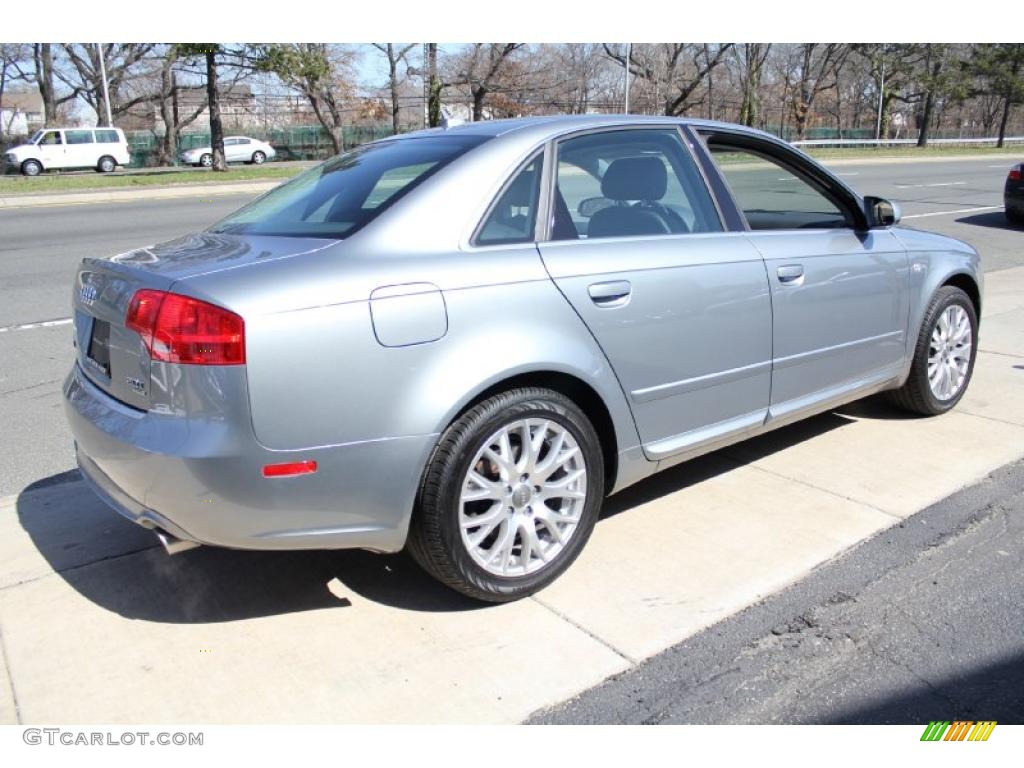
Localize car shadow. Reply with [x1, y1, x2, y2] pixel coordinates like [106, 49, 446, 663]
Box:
[955, 211, 1020, 230]
[18, 401, 904, 622]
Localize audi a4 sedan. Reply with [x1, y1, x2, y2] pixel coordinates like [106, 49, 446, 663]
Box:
[65, 115, 982, 601]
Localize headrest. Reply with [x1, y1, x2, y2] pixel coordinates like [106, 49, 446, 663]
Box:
[601, 156, 667, 201]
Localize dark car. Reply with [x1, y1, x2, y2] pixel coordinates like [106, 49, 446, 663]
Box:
[1006, 163, 1023, 224]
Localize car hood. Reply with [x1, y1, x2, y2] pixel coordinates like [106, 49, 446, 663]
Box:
[100, 232, 336, 282]
[4, 143, 33, 156]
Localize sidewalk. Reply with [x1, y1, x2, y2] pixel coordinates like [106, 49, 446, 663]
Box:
[0, 267, 1022, 724]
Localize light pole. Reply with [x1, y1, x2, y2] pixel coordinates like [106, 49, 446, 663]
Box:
[96, 43, 113, 127]
[624, 43, 631, 114]
[875, 51, 885, 142]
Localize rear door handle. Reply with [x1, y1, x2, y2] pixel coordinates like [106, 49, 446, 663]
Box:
[776, 265, 805, 285]
[588, 280, 632, 307]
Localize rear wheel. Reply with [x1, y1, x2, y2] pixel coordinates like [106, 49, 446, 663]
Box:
[251, 151, 266, 165]
[97, 156, 116, 173]
[407, 387, 604, 602]
[21, 159, 42, 177]
[889, 286, 977, 415]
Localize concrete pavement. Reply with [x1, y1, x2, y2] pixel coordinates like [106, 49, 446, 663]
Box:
[1, 266, 1022, 724]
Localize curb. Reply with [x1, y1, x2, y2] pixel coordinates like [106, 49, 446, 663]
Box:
[0, 180, 283, 210]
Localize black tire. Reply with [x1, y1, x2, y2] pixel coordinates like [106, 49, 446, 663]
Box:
[199, 153, 213, 168]
[97, 155, 116, 173]
[251, 151, 266, 165]
[407, 387, 605, 602]
[21, 159, 42, 177]
[888, 286, 978, 416]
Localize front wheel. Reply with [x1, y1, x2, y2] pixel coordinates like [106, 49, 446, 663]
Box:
[21, 159, 42, 177]
[407, 387, 605, 602]
[889, 286, 977, 415]
[199, 153, 213, 168]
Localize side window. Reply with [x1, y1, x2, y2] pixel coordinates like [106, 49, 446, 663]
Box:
[40, 131, 62, 145]
[706, 141, 853, 231]
[550, 129, 721, 241]
[66, 130, 95, 145]
[237, 138, 251, 145]
[476, 155, 542, 245]
[224, 138, 238, 146]
[95, 130, 119, 143]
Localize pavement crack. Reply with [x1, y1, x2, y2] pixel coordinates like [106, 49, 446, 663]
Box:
[0, 378, 62, 398]
[0, 543, 162, 593]
[530, 595, 638, 666]
[0, 621, 22, 724]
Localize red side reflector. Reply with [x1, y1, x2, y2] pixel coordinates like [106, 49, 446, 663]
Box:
[262, 460, 318, 478]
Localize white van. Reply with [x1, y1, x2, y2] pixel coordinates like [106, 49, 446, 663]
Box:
[4, 127, 132, 176]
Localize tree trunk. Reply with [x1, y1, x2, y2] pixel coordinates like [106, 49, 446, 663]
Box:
[472, 87, 486, 121]
[35, 44, 57, 126]
[997, 94, 1012, 148]
[205, 51, 226, 171]
[387, 44, 401, 135]
[426, 44, 441, 128]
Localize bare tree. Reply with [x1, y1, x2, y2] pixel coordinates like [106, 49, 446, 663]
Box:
[59, 44, 158, 126]
[445, 43, 523, 121]
[735, 44, 772, 127]
[371, 44, 415, 134]
[784, 44, 850, 140]
[604, 43, 734, 116]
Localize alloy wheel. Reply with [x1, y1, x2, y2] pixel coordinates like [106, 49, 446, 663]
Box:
[928, 304, 973, 401]
[459, 418, 587, 577]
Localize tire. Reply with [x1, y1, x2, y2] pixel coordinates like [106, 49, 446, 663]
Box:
[21, 159, 42, 177]
[199, 153, 213, 168]
[888, 286, 977, 416]
[251, 151, 266, 165]
[97, 156, 116, 173]
[407, 387, 605, 602]
[1006, 207, 1024, 225]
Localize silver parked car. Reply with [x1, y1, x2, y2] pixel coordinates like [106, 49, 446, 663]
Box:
[64, 115, 982, 602]
[179, 135, 276, 167]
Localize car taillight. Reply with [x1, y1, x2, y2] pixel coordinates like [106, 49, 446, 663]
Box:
[1010, 165, 1022, 181]
[126, 289, 245, 365]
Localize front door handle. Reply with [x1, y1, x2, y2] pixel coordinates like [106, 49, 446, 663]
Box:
[776, 265, 805, 285]
[588, 280, 632, 307]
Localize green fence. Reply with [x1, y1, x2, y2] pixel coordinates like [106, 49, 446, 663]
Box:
[125, 123, 420, 167]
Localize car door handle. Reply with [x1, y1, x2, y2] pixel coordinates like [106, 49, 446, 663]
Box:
[588, 280, 632, 307]
[776, 265, 805, 285]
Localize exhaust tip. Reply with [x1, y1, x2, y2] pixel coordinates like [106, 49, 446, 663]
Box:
[155, 528, 201, 555]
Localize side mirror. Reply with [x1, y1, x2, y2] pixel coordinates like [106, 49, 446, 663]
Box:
[865, 196, 901, 228]
[578, 196, 613, 218]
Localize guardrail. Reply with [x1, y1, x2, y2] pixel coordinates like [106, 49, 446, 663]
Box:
[791, 136, 1024, 147]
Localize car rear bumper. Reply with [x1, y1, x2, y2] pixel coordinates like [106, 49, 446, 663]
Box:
[64, 363, 435, 553]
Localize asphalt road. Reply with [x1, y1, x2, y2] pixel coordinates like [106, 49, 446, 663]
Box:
[531, 457, 1024, 724]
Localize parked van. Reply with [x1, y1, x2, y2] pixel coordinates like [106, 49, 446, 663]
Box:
[4, 127, 131, 176]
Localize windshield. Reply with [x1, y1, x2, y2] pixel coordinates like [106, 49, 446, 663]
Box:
[209, 134, 488, 239]
[28, 130, 43, 145]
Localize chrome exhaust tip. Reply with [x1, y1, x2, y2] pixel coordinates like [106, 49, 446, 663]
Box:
[155, 528, 201, 555]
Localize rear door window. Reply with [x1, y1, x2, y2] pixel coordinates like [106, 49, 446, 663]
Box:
[95, 130, 120, 143]
[550, 128, 722, 241]
[66, 130, 95, 145]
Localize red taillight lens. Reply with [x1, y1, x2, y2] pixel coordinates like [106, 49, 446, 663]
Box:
[1009, 165, 1022, 181]
[126, 289, 245, 365]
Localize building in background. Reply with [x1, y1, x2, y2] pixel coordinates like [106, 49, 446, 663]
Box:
[1, 89, 44, 137]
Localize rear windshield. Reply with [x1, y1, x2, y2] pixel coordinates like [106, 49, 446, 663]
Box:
[209, 134, 488, 239]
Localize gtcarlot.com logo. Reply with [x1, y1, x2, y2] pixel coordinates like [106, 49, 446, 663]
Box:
[23, 728, 203, 746]
[920, 721, 997, 742]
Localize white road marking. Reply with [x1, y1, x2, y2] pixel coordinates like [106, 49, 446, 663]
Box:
[894, 181, 967, 188]
[0, 317, 73, 334]
[902, 205, 1003, 219]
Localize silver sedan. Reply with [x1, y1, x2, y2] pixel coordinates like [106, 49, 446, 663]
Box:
[65, 115, 982, 601]
[179, 135, 276, 167]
